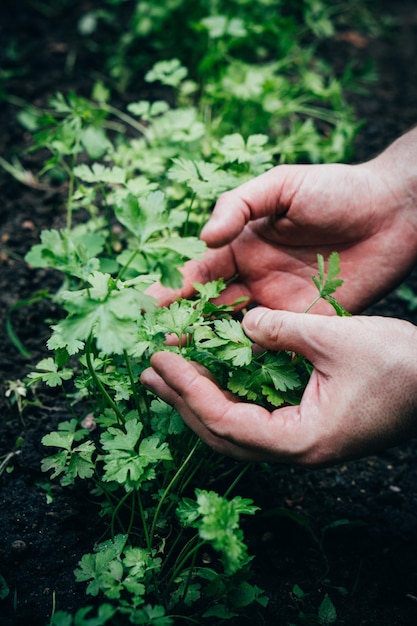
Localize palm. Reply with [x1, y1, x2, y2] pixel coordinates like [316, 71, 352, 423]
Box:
[149, 161, 417, 314]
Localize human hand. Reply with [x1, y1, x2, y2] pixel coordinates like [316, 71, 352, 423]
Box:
[140, 308, 417, 466]
[148, 130, 417, 314]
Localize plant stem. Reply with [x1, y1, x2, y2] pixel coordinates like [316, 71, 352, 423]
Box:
[137, 491, 152, 551]
[304, 295, 321, 314]
[149, 440, 200, 548]
[223, 462, 250, 498]
[101, 103, 150, 142]
[110, 490, 132, 538]
[85, 336, 125, 424]
[169, 536, 205, 585]
[123, 350, 146, 426]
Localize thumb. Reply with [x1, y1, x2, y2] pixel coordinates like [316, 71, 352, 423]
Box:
[200, 165, 295, 247]
[242, 307, 347, 364]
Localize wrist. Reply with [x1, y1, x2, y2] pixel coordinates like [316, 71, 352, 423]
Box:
[365, 127, 417, 247]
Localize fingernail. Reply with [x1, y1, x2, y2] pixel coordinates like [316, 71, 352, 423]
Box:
[243, 307, 268, 331]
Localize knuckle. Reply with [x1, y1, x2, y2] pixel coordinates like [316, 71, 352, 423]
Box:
[260, 311, 289, 344]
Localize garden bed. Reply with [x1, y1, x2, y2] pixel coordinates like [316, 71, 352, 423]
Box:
[1, 1, 417, 624]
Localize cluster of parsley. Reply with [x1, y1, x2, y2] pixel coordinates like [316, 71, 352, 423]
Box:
[148, 252, 348, 410]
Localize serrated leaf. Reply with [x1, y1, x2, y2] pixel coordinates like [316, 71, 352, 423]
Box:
[262, 354, 301, 392]
[146, 236, 206, 259]
[259, 385, 285, 407]
[101, 421, 171, 490]
[168, 158, 238, 200]
[156, 300, 202, 336]
[27, 357, 73, 387]
[150, 399, 186, 436]
[101, 419, 143, 452]
[115, 191, 168, 244]
[313, 252, 343, 297]
[145, 59, 188, 87]
[227, 369, 259, 401]
[193, 279, 227, 301]
[318, 594, 337, 625]
[74, 163, 126, 184]
[211, 319, 253, 366]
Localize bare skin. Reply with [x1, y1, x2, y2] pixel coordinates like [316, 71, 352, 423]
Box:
[148, 130, 417, 314]
[141, 129, 417, 466]
[141, 310, 417, 466]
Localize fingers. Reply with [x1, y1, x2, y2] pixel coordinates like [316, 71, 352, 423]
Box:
[140, 352, 305, 462]
[145, 246, 237, 306]
[242, 307, 348, 365]
[200, 165, 297, 247]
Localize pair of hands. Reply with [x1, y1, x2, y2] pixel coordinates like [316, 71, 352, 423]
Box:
[141, 131, 417, 466]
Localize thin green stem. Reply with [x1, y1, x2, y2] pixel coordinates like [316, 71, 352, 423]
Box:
[101, 103, 150, 141]
[85, 336, 125, 424]
[149, 440, 200, 548]
[169, 537, 205, 585]
[223, 462, 250, 498]
[180, 546, 199, 605]
[304, 295, 321, 314]
[137, 491, 152, 551]
[183, 192, 196, 238]
[0, 452, 17, 477]
[110, 491, 132, 538]
[123, 350, 145, 423]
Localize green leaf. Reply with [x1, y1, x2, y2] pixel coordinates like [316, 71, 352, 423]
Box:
[168, 158, 238, 200]
[101, 419, 143, 452]
[310, 252, 349, 316]
[130, 604, 173, 625]
[200, 15, 247, 39]
[261, 352, 301, 392]
[74, 163, 126, 184]
[218, 133, 272, 172]
[193, 279, 227, 301]
[101, 420, 171, 490]
[260, 385, 285, 407]
[150, 399, 186, 436]
[155, 300, 203, 337]
[178, 490, 258, 575]
[318, 594, 337, 625]
[27, 357, 73, 387]
[115, 191, 168, 244]
[127, 100, 170, 120]
[139, 436, 172, 464]
[25, 228, 104, 279]
[145, 59, 188, 88]
[211, 319, 253, 366]
[312, 252, 343, 297]
[80, 125, 112, 159]
[41, 420, 94, 484]
[227, 369, 259, 401]
[49, 272, 154, 356]
[0, 574, 9, 601]
[146, 236, 206, 259]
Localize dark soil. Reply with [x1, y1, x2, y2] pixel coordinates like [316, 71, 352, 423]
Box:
[2, 2, 417, 625]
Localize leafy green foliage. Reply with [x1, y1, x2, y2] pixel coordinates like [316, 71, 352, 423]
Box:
[100, 419, 172, 491]
[6, 1, 370, 622]
[177, 489, 259, 575]
[27, 357, 73, 387]
[50, 604, 116, 626]
[307, 251, 351, 315]
[41, 420, 95, 486]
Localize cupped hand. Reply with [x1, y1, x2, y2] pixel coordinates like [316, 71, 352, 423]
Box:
[148, 148, 417, 314]
[140, 308, 417, 466]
